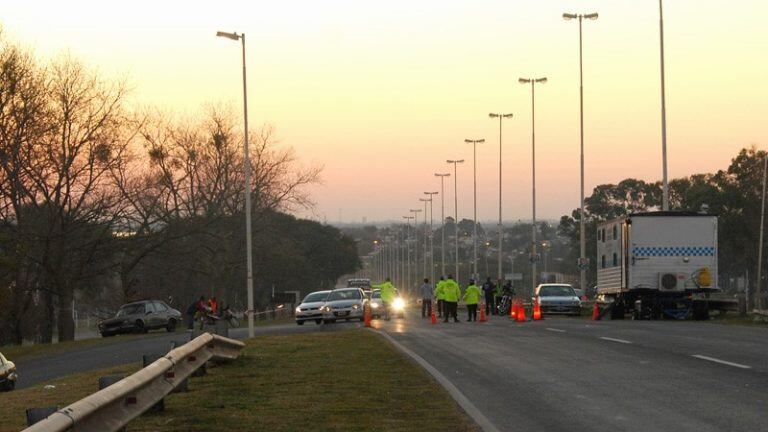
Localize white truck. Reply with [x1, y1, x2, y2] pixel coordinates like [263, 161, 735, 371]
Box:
[596, 211, 718, 320]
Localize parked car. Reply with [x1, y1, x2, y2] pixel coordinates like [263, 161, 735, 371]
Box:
[369, 289, 405, 319]
[533, 284, 582, 316]
[98, 300, 181, 337]
[322, 288, 367, 323]
[295, 290, 330, 325]
[0, 352, 17, 391]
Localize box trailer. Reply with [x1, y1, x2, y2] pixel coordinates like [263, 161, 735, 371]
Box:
[596, 211, 718, 319]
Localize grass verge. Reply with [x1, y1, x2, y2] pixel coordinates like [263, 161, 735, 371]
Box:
[1, 330, 479, 432]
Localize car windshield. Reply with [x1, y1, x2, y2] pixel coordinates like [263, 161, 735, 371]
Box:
[303, 292, 328, 303]
[328, 289, 361, 301]
[372, 290, 381, 299]
[539, 286, 575, 297]
[117, 304, 145, 316]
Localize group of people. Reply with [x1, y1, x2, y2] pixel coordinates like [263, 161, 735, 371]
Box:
[185, 295, 220, 330]
[420, 276, 514, 322]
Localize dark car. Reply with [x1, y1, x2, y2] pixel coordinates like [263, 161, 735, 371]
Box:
[98, 300, 181, 337]
[0, 352, 17, 391]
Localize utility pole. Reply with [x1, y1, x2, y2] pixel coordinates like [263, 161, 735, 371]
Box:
[435, 173, 451, 278]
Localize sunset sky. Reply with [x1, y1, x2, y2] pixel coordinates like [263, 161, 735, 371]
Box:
[3, 1, 767, 223]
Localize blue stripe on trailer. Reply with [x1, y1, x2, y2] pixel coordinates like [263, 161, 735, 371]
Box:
[632, 246, 715, 257]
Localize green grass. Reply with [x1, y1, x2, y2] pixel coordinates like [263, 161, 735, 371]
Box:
[1, 330, 479, 432]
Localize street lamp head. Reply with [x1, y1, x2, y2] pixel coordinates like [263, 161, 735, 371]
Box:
[489, 113, 500, 118]
[434, 173, 451, 177]
[585, 13, 599, 20]
[216, 31, 241, 41]
[519, 78, 531, 84]
[535, 77, 548, 84]
[563, 13, 578, 20]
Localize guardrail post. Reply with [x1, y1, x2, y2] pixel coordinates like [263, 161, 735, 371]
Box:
[25, 407, 57, 426]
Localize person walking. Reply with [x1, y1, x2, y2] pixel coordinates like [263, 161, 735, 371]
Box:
[493, 281, 504, 315]
[464, 279, 482, 322]
[420, 278, 433, 318]
[442, 274, 461, 323]
[482, 277, 496, 316]
[434, 276, 446, 318]
[373, 278, 396, 320]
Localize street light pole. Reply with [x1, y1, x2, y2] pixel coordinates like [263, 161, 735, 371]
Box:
[464, 139, 485, 281]
[216, 30, 255, 338]
[447, 160, 465, 281]
[758, 154, 768, 310]
[488, 113, 513, 282]
[419, 198, 431, 280]
[403, 215, 414, 292]
[410, 208, 423, 294]
[424, 192, 439, 283]
[563, 12, 598, 292]
[519, 77, 547, 297]
[435, 173, 451, 278]
[659, 0, 669, 211]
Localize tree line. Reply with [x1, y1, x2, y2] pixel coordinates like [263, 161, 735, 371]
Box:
[0, 35, 360, 345]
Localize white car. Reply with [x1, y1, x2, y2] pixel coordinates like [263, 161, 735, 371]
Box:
[533, 284, 582, 316]
[295, 290, 330, 325]
[369, 289, 405, 319]
[322, 288, 367, 323]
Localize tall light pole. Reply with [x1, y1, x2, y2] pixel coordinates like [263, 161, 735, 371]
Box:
[519, 77, 547, 296]
[435, 173, 451, 278]
[424, 192, 439, 283]
[447, 160, 465, 281]
[410, 208, 422, 293]
[402, 215, 414, 291]
[758, 154, 768, 310]
[659, 0, 669, 211]
[488, 113, 513, 282]
[464, 139, 485, 281]
[419, 198, 431, 279]
[216, 30, 255, 338]
[563, 12, 598, 292]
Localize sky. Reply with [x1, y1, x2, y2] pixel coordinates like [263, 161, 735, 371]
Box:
[3, 1, 767, 224]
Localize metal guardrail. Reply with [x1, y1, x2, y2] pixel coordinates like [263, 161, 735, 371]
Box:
[23, 333, 245, 432]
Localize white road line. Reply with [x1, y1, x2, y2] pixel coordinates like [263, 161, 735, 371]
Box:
[600, 336, 632, 344]
[691, 355, 751, 370]
[546, 328, 566, 333]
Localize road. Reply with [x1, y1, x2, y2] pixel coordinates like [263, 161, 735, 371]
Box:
[15, 321, 359, 389]
[373, 312, 768, 432]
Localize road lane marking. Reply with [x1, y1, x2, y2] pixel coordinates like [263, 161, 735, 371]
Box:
[600, 337, 632, 344]
[691, 355, 751, 370]
[546, 328, 566, 333]
[371, 329, 501, 432]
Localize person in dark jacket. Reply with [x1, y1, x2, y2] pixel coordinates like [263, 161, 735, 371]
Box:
[186, 299, 198, 330]
[482, 277, 496, 315]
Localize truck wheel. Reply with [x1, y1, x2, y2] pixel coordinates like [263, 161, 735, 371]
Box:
[692, 301, 710, 321]
[610, 301, 625, 320]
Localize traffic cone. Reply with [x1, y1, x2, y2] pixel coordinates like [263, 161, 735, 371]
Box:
[479, 303, 487, 322]
[591, 302, 601, 321]
[516, 300, 527, 322]
[430, 303, 437, 325]
[509, 300, 517, 320]
[364, 304, 372, 327]
[533, 298, 542, 321]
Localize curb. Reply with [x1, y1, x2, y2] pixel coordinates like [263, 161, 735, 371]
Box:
[370, 329, 501, 432]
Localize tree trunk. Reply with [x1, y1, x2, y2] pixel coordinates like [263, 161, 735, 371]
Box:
[40, 289, 54, 344]
[56, 287, 75, 342]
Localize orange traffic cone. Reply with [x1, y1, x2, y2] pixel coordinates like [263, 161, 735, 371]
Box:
[591, 302, 601, 321]
[516, 300, 527, 322]
[364, 304, 372, 327]
[430, 302, 437, 325]
[533, 298, 542, 321]
[479, 303, 487, 322]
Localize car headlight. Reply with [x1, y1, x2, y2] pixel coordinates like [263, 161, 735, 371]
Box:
[322, 306, 330, 312]
[371, 303, 379, 309]
[392, 298, 405, 310]
[295, 307, 302, 313]
[352, 304, 359, 310]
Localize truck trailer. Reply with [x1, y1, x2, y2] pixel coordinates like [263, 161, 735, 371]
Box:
[596, 211, 718, 320]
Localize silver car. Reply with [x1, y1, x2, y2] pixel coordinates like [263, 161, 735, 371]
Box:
[534, 284, 582, 316]
[295, 290, 330, 325]
[0, 352, 17, 391]
[98, 300, 182, 336]
[322, 288, 367, 323]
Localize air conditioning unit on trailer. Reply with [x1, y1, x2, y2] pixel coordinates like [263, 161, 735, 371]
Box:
[658, 273, 687, 291]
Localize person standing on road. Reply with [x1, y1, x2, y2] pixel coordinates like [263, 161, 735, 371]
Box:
[185, 298, 197, 330]
[464, 279, 482, 322]
[493, 282, 504, 315]
[208, 296, 219, 316]
[420, 278, 433, 318]
[373, 278, 396, 320]
[442, 275, 461, 323]
[434, 276, 446, 318]
[482, 277, 496, 316]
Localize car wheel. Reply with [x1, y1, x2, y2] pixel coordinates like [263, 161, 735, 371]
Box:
[315, 319, 322, 325]
[296, 320, 305, 325]
[135, 320, 147, 333]
[3, 380, 15, 391]
[166, 319, 177, 332]
[100, 332, 114, 338]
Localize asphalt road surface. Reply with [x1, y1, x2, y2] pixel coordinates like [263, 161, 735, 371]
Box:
[15, 321, 359, 389]
[373, 312, 768, 432]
